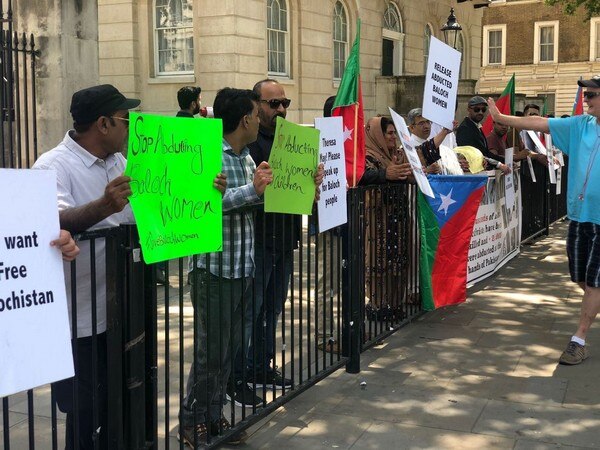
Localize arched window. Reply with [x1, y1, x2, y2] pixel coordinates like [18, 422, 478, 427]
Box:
[333, 1, 348, 80]
[267, 0, 289, 76]
[154, 0, 194, 75]
[456, 31, 465, 79]
[382, 3, 404, 76]
[424, 24, 433, 73]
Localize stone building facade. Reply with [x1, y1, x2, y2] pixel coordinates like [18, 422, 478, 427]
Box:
[97, 0, 484, 125]
[479, 0, 600, 115]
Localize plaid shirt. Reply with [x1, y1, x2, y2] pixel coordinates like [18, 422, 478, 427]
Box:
[190, 139, 262, 278]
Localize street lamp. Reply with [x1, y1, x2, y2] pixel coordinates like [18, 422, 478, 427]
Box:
[441, 8, 462, 49]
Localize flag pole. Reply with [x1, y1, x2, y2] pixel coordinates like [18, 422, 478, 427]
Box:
[353, 99, 359, 186]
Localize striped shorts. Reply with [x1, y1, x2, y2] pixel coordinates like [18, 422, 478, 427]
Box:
[566, 220, 600, 287]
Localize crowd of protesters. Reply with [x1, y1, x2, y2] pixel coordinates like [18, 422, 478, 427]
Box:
[18, 72, 600, 449]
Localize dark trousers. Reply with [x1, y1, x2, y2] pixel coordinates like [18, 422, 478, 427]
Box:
[52, 333, 108, 450]
[180, 269, 246, 426]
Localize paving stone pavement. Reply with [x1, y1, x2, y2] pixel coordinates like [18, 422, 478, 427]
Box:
[228, 220, 600, 450]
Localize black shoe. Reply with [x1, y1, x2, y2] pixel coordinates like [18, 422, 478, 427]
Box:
[226, 380, 263, 407]
[249, 368, 292, 390]
[210, 417, 248, 445]
[178, 423, 208, 448]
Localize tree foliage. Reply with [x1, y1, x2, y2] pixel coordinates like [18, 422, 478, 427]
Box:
[545, 0, 600, 20]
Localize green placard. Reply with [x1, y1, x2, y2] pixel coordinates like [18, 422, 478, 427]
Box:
[264, 117, 319, 215]
[125, 113, 223, 264]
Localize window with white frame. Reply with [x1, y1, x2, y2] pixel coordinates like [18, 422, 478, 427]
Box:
[424, 24, 433, 73]
[456, 31, 465, 79]
[154, 0, 194, 75]
[267, 0, 289, 76]
[382, 3, 404, 76]
[483, 24, 506, 66]
[333, 1, 348, 80]
[590, 17, 600, 61]
[534, 21, 558, 64]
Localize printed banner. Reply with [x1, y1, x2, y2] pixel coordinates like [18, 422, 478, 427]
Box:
[315, 117, 348, 232]
[0, 169, 74, 397]
[125, 113, 223, 264]
[422, 36, 461, 129]
[467, 172, 522, 285]
[265, 117, 320, 215]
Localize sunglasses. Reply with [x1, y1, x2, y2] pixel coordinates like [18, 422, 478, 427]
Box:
[471, 106, 487, 113]
[583, 91, 600, 100]
[260, 98, 291, 109]
[110, 116, 130, 127]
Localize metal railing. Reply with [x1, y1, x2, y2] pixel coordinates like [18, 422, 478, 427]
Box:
[1, 172, 567, 449]
[0, 0, 39, 170]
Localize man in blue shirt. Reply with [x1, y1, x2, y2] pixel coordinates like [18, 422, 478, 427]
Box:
[488, 75, 600, 365]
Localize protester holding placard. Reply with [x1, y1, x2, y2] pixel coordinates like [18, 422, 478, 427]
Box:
[181, 87, 269, 446]
[487, 74, 600, 366]
[32, 84, 140, 450]
[246, 79, 324, 389]
[407, 108, 464, 176]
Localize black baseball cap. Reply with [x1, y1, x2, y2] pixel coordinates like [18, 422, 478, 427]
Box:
[577, 75, 600, 88]
[70, 84, 141, 124]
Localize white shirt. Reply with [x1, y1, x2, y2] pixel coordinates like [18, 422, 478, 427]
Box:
[33, 131, 134, 337]
[429, 122, 458, 149]
[411, 134, 463, 176]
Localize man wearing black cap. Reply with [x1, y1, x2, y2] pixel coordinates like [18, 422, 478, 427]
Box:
[33, 84, 140, 449]
[457, 95, 510, 173]
[488, 75, 600, 366]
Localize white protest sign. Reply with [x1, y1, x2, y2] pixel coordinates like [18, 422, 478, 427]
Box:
[527, 156, 537, 182]
[526, 130, 547, 155]
[422, 36, 461, 129]
[389, 107, 434, 198]
[504, 147, 515, 209]
[544, 133, 557, 184]
[0, 169, 74, 397]
[315, 117, 348, 232]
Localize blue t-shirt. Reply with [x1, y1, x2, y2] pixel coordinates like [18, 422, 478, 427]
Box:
[549, 115, 600, 224]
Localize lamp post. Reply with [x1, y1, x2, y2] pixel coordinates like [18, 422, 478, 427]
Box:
[441, 7, 462, 49]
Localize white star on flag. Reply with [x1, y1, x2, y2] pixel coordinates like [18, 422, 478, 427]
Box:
[343, 125, 353, 142]
[437, 188, 456, 216]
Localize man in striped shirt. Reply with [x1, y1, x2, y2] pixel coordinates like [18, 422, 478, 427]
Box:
[180, 87, 272, 447]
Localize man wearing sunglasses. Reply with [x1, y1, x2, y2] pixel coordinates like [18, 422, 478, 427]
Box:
[241, 79, 324, 390]
[488, 75, 600, 366]
[456, 96, 510, 174]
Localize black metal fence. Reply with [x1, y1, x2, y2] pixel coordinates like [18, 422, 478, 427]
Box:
[0, 0, 39, 170]
[520, 157, 568, 243]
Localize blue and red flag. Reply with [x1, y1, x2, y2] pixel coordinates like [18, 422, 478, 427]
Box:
[418, 175, 488, 310]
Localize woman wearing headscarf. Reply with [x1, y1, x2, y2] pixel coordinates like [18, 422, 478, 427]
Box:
[360, 116, 412, 322]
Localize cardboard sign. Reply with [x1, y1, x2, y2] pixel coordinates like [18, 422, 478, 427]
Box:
[125, 113, 223, 264]
[265, 117, 320, 215]
[315, 117, 348, 232]
[504, 147, 515, 209]
[389, 107, 434, 198]
[0, 169, 74, 397]
[422, 36, 461, 129]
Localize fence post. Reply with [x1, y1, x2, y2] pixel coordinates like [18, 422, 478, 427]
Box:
[343, 189, 361, 374]
[121, 224, 150, 449]
[106, 227, 125, 449]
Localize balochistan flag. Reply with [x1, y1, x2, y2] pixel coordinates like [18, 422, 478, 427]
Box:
[572, 85, 584, 116]
[481, 74, 515, 137]
[418, 175, 488, 310]
[332, 20, 364, 187]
